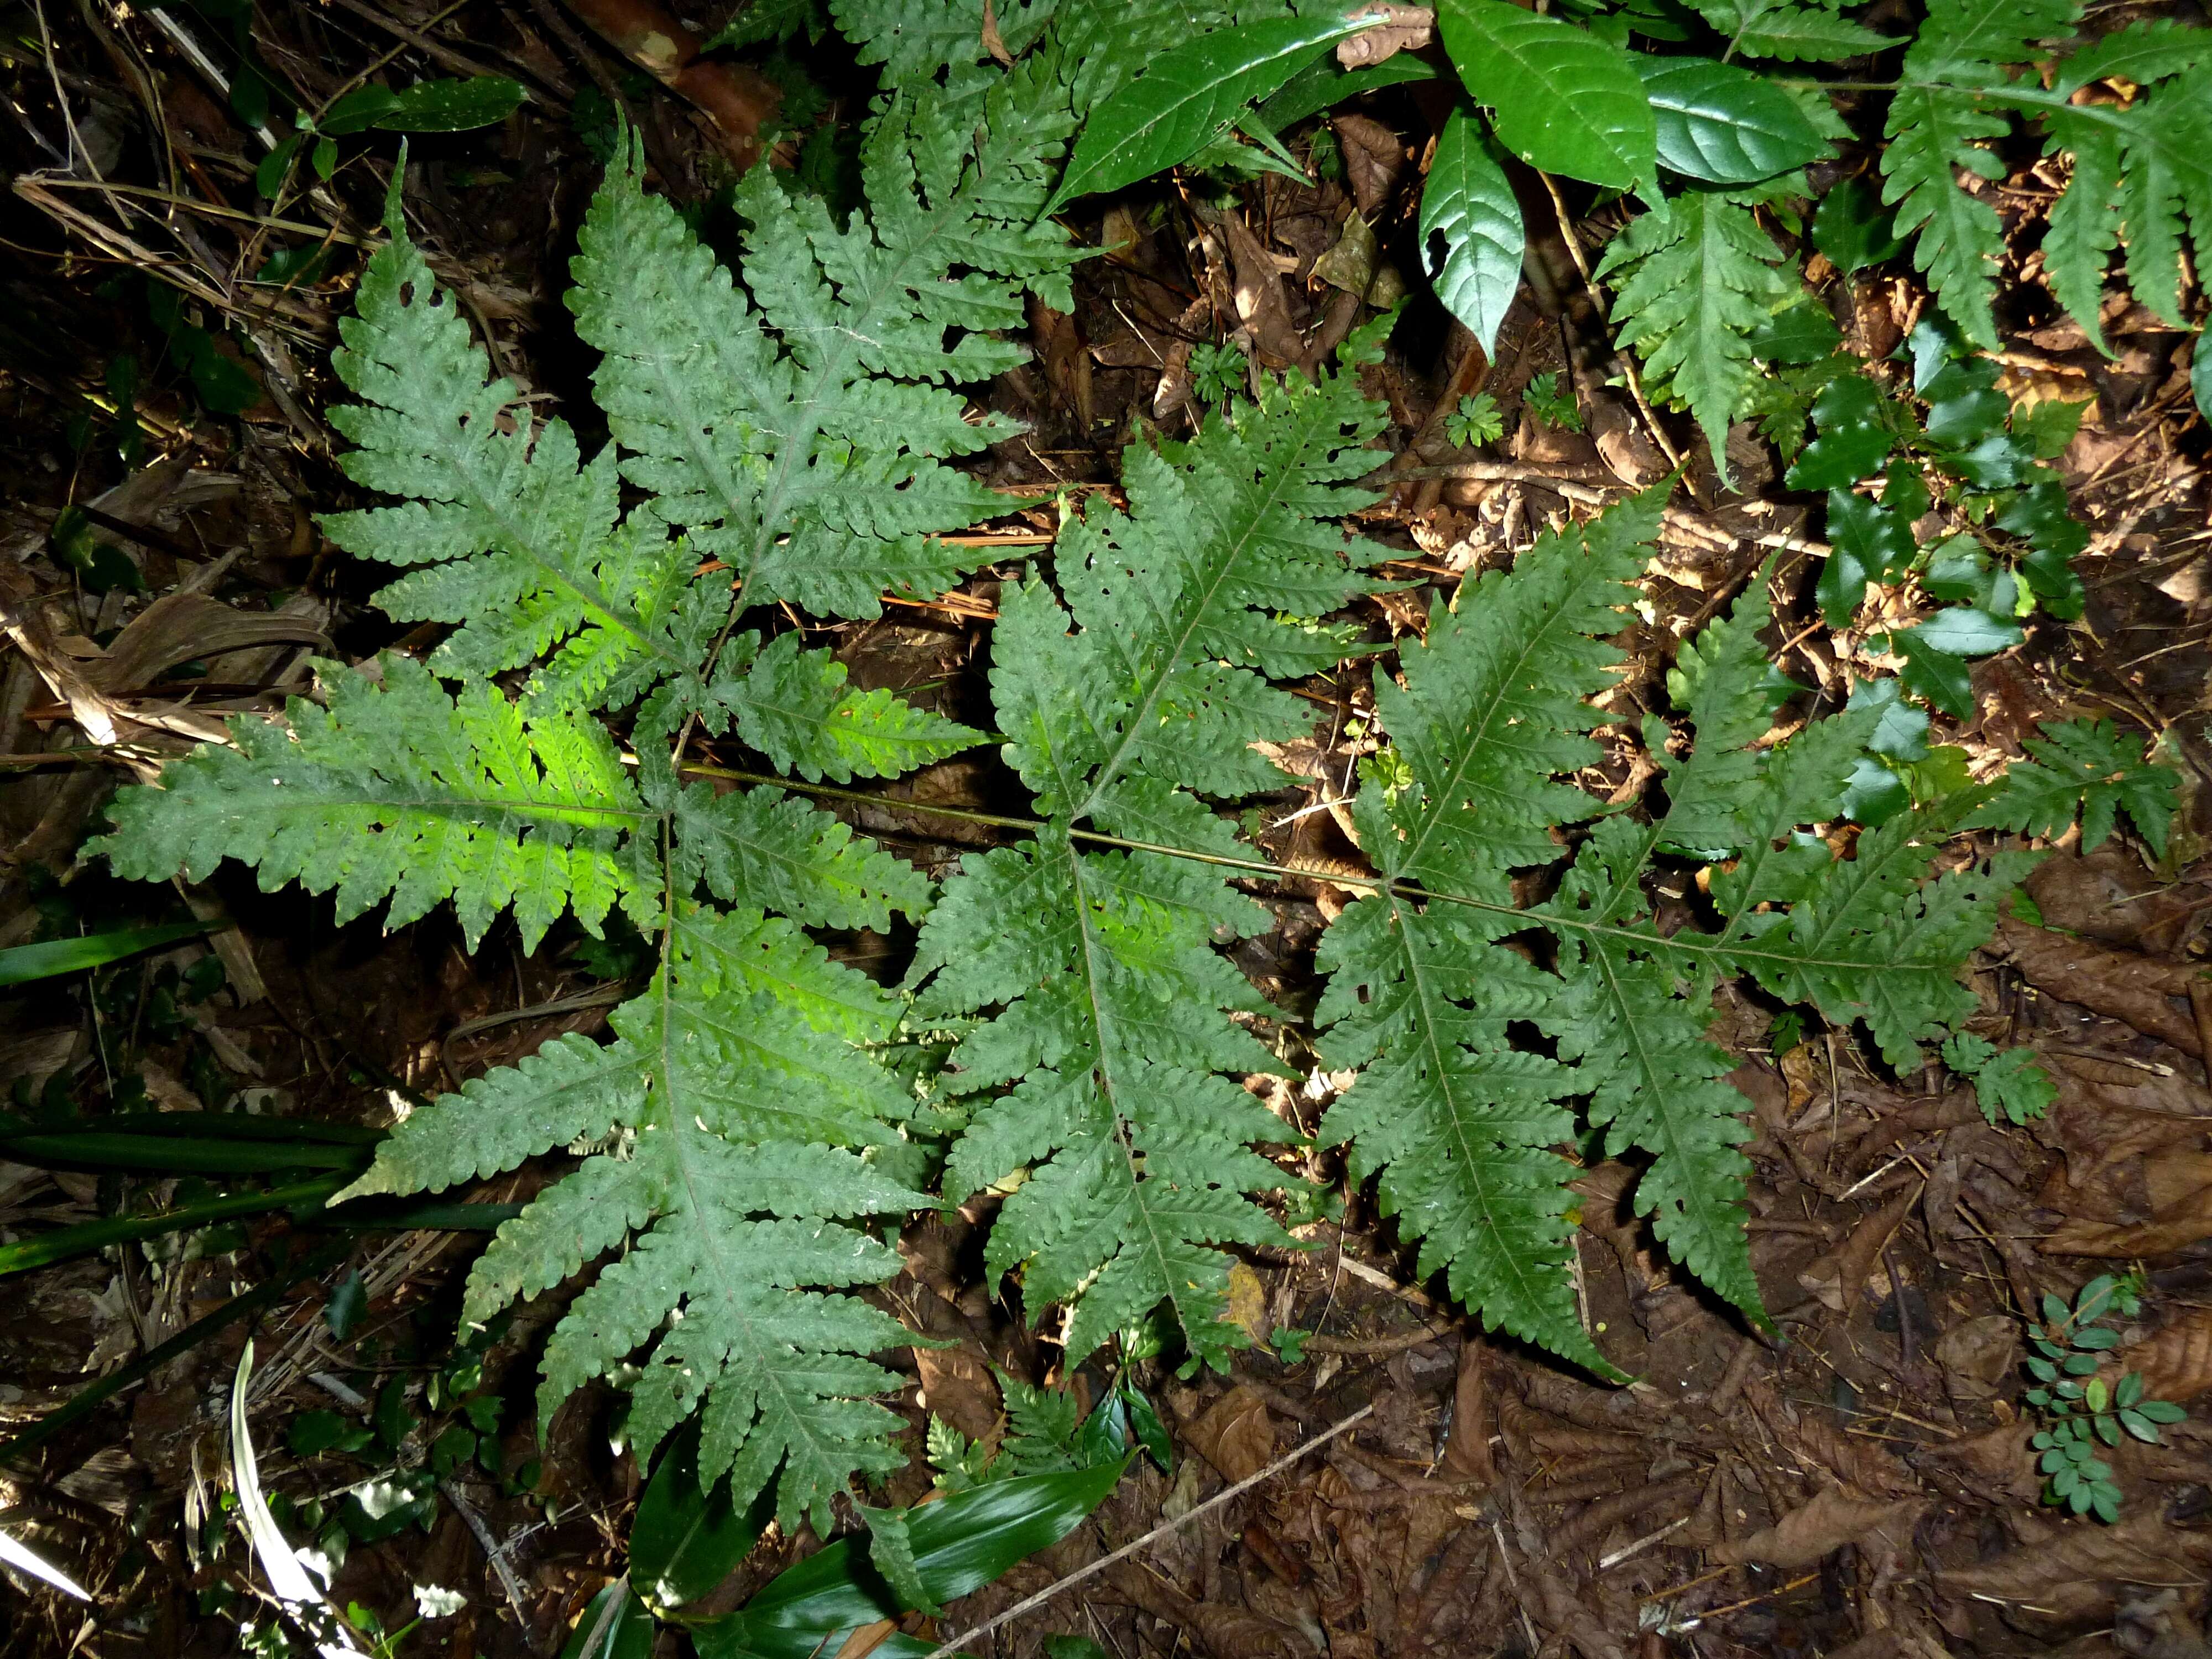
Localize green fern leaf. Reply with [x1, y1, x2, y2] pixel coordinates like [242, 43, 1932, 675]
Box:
[698, 630, 982, 784]
[671, 781, 931, 933]
[321, 212, 709, 712]
[2053, 19, 2212, 96]
[568, 101, 1078, 624]
[910, 336, 1392, 1367]
[1596, 191, 1796, 477]
[337, 904, 925, 1534]
[95, 655, 653, 951]
[2042, 111, 2124, 353]
[1687, 0, 1898, 62]
[1903, 0, 2083, 82]
[1965, 718, 2178, 856]
[1881, 87, 2010, 349]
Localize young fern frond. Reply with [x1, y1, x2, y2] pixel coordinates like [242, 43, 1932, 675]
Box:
[96, 655, 658, 951]
[1317, 517, 2033, 1371]
[910, 327, 1396, 1369]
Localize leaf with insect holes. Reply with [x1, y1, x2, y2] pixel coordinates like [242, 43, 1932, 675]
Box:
[1421, 108, 1525, 359]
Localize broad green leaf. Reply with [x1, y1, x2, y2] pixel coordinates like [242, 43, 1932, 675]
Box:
[630, 1423, 770, 1611]
[695, 1460, 1128, 1659]
[1434, 0, 1656, 190]
[1785, 374, 1893, 489]
[373, 77, 528, 132]
[0, 920, 214, 987]
[1634, 56, 1829, 184]
[1255, 54, 1436, 133]
[1047, 16, 1370, 210]
[319, 86, 406, 136]
[560, 1584, 655, 1659]
[1420, 108, 1525, 358]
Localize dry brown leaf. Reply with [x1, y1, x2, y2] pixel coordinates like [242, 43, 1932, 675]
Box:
[1225, 1261, 1271, 1349]
[87, 591, 331, 695]
[2047, 1152, 2212, 1258]
[1798, 1185, 1919, 1312]
[913, 1344, 1001, 1444]
[1217, 210, 1308, 369]
[1338, 3, 1433, 67]
[1936, 1513, 2212, 1623]
[1934, 1313, 2018, 1401]
[1185, 1385, 1279, 1483]
[1743, 1380, 1922, 1499]
[1331, 114, 1404, 217]
[1713, 1487, 1926, 1569]
[1441, 1341, 1496, 1485]
[2122, 1310, 2212, 1405]
[1999, 916, 2203, 1056]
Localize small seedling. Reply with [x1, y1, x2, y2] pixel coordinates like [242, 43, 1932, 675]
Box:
[1444, 392, 1504, 448]
[2024, 1273, 2186, 1522]
[1524, 372, 1583, 432]
[1187, 340, 1248, 407]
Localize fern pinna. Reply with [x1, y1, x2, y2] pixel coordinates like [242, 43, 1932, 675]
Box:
[103, 45, 1091, 1532]
[93, 1, 2123, 1525]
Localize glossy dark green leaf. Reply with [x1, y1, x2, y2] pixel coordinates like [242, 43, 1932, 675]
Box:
[1746, 295, 1841, 364]
[1435, 0, 1655, 190]
[1047, 17, 1369, 211]
[372, 78, 527, 133]
[1419, 108, 1525, 358]
[695, 1458, 1128, 1659]
[2193, 331, 2212, 425]
[1818, 487, 1914, 625]
[254, 131, 303, 199]
[1784, 374, 1892, 489]
[325, 1269, 367, 1340]
[1919, 357, 2007, 452]
[1810, 179, 1906, 275]
[1840, 757, 1908, 825]
[861, 1508, 941, 1619]
[1255, 54, 1436, 133]
[1893, 632, 1974, 717]
[320, 86, 405, 137]
[2013, 397, 2091, 461]
[1633, 55, 1828, 184]
[630, 1423, 769, 1612]
[1882, 457, 1931, 521]
[1997, 478, 2088, 619]
[1922, 537, 1992, 604]
[1121, 1385, 1172, 1475]
[561, 1583, 655, 1659]
[0, 921, 214, 987]
[1908, 606, 2023, 658]
[2137, 1400, 2188, 1423]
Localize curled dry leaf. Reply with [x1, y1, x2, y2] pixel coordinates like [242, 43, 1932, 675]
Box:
[1185, 1386, 1280, 1484]
[1936, 1512, 2212, 1624]
[1337, 4, 1433, 67]
[1713, 1487, 1927, 1571]
[913, 1344, 1001, 1445]
[1999, 917, 2204, 1057]
[1798, 1185, 1919, 1313]
[1331, 114, 1404, 217]
[2120, 1308, 2212, 1405]
[1934, 1313, 2018, 1401]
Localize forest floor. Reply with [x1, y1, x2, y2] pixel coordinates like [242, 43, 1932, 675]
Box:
[2, 4, 2211, 1659]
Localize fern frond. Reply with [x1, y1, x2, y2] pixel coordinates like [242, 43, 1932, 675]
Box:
[1903, 0, 2083, 83]
[1965, 717, 2178, 856]
[320, 216, 712, 713]
[1319, 509, 2040, 1368]
[698, 631, 982, 785]
[96, 655, 653, 951]
[1881, 87, 2010, 349]
[910, 335, 1393, 1367]
[1686, 0, 1897, 61]
[336, 904, 924, 1534]
[1595, 192, 1797, 477]
[567, 84, 1079, 620]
